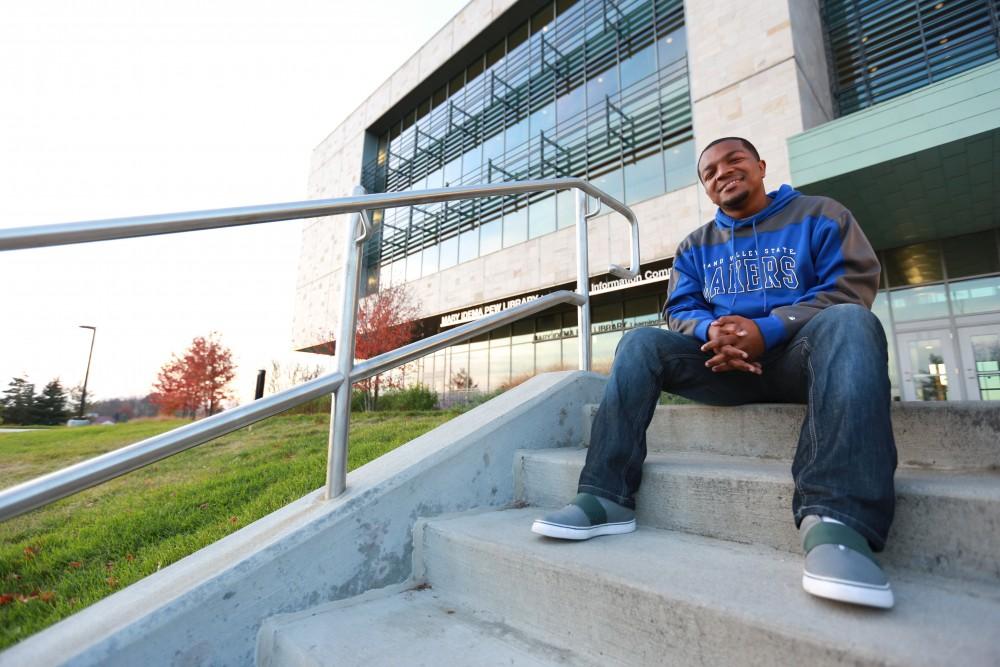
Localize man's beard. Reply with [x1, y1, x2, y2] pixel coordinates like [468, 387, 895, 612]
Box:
[721, 188, 750, 209]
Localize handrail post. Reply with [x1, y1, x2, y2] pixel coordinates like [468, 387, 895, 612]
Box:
[574, 188, 592, 372]
[326, 185, 367, 500]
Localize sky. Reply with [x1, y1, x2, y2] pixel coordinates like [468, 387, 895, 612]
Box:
[0, 0, 470, 407]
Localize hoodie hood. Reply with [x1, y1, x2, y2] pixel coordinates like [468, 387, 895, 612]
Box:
[714, 184, 801, 231]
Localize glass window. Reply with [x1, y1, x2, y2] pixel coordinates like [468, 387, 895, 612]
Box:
[535, 340, 562, 372]
[624, 295, 660, 327]
[885, 241, 944, 287]
[405, 250, 422, 283]
[591, 167, 624, 203]
[422, 243, 439, 276]
[943, 231, 1000, 279]
[432, 85, 447, 108]
[509, 21, 529, 52]
[657, 27, 687, 67]
[463, 144, 482, 180]
[469, 347, 489, 392]
[439, 235, 458, 270]
[505, 117, 530, 157]
[485, 40, 505, 70]
[556, 85, 586, 127]
[625, 152, 665, 204]
[950, 276, 1000, 315]
[425, 167, 444, 189]
[529, 195, 556, 239]
[512, 318, 534, 344]
[890, 284, 950, 321]
[529, 102, 556, 136]
[488, 341, 510, 390]
[511, 343, 534, 380]
[592, 331, 622, 371]
[531, 4, 554, 33]
[557, 189, 576, 229]
[664, 139, 696, 192]
[969, 333, 1000, 400]
[562, 336, 579, 368]
[586, 66, 619, 106]
[871, 293, 900, 400]
[458, 227, 479, 264]
[906, 336, 951, 402]
[449, 343, 470, 390]
[503, 204, 528, 248]
[620, 43, 656, 90]
[480, 217, 502, 255]
[444, 156, 463, 185]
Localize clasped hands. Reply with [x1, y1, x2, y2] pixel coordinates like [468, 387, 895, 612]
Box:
[700, 315, 765, 375]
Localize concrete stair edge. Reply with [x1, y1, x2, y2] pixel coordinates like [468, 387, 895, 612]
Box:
[515, 447, 1000, 585]
[418, 508, 1000, 667]
[256, 582, 595, 667]
[582, 403, 1000, 470]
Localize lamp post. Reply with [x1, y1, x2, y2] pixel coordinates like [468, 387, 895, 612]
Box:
[78, 325, 96, 419]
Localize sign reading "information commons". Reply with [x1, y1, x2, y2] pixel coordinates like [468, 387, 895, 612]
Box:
[439, 266, 672, 327]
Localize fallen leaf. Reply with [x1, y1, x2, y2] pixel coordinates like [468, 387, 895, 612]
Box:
[38, 591, 55, 602]
[0, 594, 14, 606]
[23, 547, 35, 559]
[125, 554, 135, 562]
[229, 516, 238, 524]
[106, 577, 119, 588]
[198, 502, 210, 510]
[105, 561, 115, 571]
[68, 561, 83, 569]
[7, 573, 20, 581]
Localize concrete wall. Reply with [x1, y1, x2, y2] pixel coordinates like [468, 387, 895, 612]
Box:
[0, 372, 607, 667]
[292, 0, 834, 351]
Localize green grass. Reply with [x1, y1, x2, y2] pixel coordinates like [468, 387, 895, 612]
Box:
[0, 411, 455, 649]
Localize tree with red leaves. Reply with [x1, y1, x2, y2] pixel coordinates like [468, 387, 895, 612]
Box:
[352, 286, 419, 411]
[151, 334, 235, 418]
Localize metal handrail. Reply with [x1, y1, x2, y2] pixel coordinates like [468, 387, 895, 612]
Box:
[0, 179, 640, 522]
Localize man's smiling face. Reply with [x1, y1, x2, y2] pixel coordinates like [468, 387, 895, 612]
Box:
[698, 139, 767, 216]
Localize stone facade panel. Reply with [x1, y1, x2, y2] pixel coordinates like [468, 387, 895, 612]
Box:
[453, 0, 495, 51]
[418, 24, 455, 80]
[685, 0, 795, 102]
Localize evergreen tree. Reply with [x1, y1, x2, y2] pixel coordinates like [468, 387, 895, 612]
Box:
[34, 379, 69, 425]
[0, 377, 36, 425]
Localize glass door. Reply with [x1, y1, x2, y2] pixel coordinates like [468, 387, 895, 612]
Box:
[897, 330, 960, 401]
[957, 324, 1000, 401]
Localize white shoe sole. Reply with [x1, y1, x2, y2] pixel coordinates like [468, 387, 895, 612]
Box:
[802, 571, 894, 609]
[531, 518, 637, 540]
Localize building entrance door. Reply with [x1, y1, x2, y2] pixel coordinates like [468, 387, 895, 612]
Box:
[957, 323, 1000, 401]
[897, 329, 960, 401]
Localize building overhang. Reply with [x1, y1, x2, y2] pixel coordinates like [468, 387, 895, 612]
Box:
[788, 60, 1000, 250]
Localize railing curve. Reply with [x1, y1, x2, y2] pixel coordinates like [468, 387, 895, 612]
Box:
[0, 179, 640, 521]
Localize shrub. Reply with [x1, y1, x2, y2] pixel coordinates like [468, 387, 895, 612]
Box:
[377, 385, 438, 411]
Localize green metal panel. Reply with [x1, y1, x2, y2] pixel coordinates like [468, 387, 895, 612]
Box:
[789, 59, 1000, 187]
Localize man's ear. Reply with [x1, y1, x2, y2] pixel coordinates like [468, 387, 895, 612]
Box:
[758, 159, 767, 179]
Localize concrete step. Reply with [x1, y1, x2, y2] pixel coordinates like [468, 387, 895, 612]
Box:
[515, 448, 1000, 584]
[419, 508, 1000, 667]
[582, 403, 1000, 470]
[257, 584, 597, 667]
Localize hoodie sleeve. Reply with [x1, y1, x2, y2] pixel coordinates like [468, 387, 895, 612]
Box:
[665, 250, 715, 342]
[751, 206, 880, 350]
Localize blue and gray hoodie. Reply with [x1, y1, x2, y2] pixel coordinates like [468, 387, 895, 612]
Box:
[665, 184, 880, 350]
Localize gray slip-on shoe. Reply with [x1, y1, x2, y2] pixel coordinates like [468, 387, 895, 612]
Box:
[800, 516, 894, 609]
[531, 492, 636, 540]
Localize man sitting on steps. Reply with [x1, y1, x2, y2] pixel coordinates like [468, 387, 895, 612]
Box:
[531, 136, 898, 610]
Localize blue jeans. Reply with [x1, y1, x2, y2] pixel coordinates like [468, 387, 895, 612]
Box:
[579, 304, 897, 550]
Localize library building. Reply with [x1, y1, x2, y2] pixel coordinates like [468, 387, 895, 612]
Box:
[294, 0, 1000, 402]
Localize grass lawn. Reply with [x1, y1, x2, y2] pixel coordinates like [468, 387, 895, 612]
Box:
[0, 411, 455, 650]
